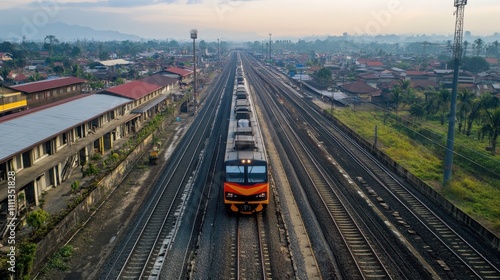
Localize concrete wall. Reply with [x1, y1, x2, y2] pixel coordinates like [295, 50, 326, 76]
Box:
[325, 111, 499, 252]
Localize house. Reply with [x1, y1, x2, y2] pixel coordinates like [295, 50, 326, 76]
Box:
[357, 59, 385, 71]
[339, 80, 381, 101]
[0, 52, 13, 61]
[410, 79, 439, 91]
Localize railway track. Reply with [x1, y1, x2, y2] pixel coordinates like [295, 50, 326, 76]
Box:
[232, 214, 271, 280]
[100, 62, 230, 280]
[245, 62, 396, 279]
[253, 60, 500, 279]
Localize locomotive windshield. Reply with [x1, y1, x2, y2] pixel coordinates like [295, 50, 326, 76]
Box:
[248, 166, 266, 182]
[225, 163, 267, 183]
[226, 166, 245, 182]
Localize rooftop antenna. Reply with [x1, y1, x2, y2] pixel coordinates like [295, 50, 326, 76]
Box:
[443, 0, 467, 186]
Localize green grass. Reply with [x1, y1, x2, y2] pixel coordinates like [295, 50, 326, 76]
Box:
[332, 107, 500, 234]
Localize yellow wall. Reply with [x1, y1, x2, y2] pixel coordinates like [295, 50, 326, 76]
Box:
[0, 99, 27, 112]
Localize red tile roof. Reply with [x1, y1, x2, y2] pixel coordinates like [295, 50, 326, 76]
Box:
[164, 66, 192, 77]
[410, 79, 439, 89]
[340, 80, 379, 94]
[366, 61, 384, 67]
[101, 80, 161, 100]
[486, 57, 498, 65]
[9, 77, 86, 93]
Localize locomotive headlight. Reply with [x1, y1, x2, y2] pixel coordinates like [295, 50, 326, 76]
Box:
[256, 192, 266, 198]
[226, 192, 236, 198]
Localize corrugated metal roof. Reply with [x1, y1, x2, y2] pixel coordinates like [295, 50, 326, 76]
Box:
[164, 67, 192, 77]
[0, 94, 131, 162]
[140, 74, 178, 87]
[131, 94, 168, 114]
[99, 59, 132, 66]
[8, 77, 86, 93]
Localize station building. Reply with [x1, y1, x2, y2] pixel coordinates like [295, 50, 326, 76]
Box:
[7, 77, 87, 109]
[0, 74, 179, 235]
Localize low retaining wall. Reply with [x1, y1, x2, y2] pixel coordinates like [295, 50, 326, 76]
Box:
[325, 111, 499, 252]
[32, 110, 178, 272]
[33, 134, 153, 270]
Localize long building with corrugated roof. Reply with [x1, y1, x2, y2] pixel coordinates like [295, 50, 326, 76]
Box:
[0, 74, 181, 235]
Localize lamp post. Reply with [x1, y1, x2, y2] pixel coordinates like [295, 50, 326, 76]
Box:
[269, 33, 272, 61]
[190, 29, 198, 107]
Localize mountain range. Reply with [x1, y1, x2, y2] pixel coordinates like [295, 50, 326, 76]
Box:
[0, 22, 143, 42]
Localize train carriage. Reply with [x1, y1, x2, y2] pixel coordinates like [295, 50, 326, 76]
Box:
[223, 58, 269, 214]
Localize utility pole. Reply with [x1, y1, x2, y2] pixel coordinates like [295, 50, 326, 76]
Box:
[269, 33, 272, 61]
[443, 0, 467, 186]
[190, 29, 198, 107]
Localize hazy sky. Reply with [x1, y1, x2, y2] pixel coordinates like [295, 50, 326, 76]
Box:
[1, 0, 499, 41]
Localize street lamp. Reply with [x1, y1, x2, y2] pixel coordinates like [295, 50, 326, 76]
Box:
[190, 29, 198, 106]
[269, 33, 272, 61]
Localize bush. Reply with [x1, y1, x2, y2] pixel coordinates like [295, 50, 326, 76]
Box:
[26, 209, 50, 233]
[45, 245, 73, 272]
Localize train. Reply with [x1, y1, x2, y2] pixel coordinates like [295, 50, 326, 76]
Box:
[223, 56, 269, 214]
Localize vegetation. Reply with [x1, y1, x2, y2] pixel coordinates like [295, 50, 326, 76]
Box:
[26, 209, 50, 234]
[331, 106, 500, 233]
[16, 242, 37, 280]
[43, 245, 73, 272]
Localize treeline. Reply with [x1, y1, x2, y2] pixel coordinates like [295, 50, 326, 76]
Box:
[391, 80, 500, 156]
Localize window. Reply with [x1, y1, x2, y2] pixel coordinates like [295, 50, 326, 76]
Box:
[226, 166, 245, 183]
[15, 154, 23, 170]
[248, 166, 266, 183]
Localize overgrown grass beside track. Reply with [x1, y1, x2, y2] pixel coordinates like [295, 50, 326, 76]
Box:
[331, 106, 500, 235]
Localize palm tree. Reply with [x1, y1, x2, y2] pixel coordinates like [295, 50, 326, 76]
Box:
[474, 38, 484, 57]
[492, 40, 500, 57]
[465, 98, 483, 137]
[480, 108, 500, 155]
[463, 41, 469, 58]
[457, 89, 475, 133]
[436, 88, 451, 125]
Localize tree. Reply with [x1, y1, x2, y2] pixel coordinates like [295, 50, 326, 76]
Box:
[435, 88, 451, 125]
[474, 38, 484, 57]
[451, 56, 490, 73]
[53, 65, 64, 75]
[26, 208, 49, 233]
[44, 35, 59, 55]
[456, 89, 475, 133]
[314, 67, 332, 86]
[70, 46, 81, 58]
[480, 108, 500, 155]
[390, 79, 414, 113]
[463, 40, 469, 58]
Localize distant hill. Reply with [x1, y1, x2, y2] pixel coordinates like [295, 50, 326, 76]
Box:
[1, 22, 143, 42]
